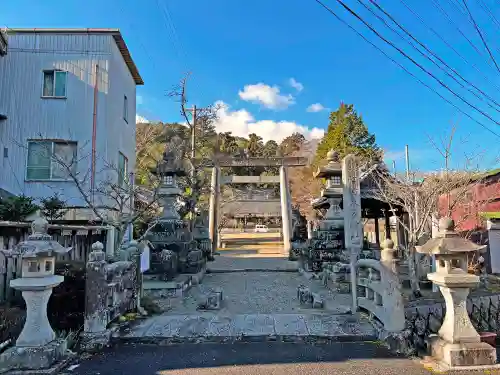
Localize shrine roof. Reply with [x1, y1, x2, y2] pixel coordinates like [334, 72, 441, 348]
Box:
[220, 200, 282, 217]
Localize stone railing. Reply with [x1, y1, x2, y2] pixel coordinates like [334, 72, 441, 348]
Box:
[82, 241, 139, 350]
[355, 240, 405, 333]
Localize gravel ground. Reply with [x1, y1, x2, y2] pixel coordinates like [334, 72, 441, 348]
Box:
[65, 342, 446, 375]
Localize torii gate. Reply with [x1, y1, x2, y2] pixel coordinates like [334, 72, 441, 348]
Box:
[204, 155, 308, 255]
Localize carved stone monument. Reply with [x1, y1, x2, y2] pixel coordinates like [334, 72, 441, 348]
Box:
[0, 218, 72, 372]
[417, 218, 497, 369]
[342, 153, 363, 311]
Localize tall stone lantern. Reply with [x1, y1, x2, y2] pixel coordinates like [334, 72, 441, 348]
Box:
[305, 150, 346, 271]
[416, 217, 496, 368]
[0, 218, 72, 371]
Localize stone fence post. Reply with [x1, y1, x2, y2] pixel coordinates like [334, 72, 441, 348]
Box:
[83, 242, 108, 335]
[380, 239, 398, 273]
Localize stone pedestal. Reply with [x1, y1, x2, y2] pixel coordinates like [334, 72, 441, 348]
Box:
[12, 276, 63, 347]
[430, 336, 497, 368]
[0, 339, 69, 373]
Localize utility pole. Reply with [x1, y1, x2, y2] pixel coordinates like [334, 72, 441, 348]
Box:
[185, 105, 210, 228]
[405, 144, 410, 182]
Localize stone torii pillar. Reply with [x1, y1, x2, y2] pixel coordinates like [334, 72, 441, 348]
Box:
[209, 166, 220, 255]
[280, 166, 292, 254]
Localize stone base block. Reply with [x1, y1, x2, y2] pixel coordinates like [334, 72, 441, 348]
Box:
[430, 336, 497, 368]
[0, 339, 68, 374]
[80, 330, 112, 352]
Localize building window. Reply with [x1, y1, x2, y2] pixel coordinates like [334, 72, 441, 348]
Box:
[26, 141, 77, 180]
[118, 152, 128, 187]
[123, 95, 128, 123]
[42, 70, 67, 97]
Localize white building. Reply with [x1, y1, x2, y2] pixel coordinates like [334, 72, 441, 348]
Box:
[0, 28, 143, 221]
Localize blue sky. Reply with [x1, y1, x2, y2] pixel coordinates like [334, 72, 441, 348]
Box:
[3, 0, 500, 172]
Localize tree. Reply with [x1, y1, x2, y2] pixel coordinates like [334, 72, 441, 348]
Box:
[19, 137, 162, 254]
[167, 74, 220, 225]
[263, 140, 279, 158]
[40, 193, 68, 222]
[247, 133, 264, 157]
[370, 128, 490, 296]
[280, 132, 306, 156]
[315, 103, 381, 167]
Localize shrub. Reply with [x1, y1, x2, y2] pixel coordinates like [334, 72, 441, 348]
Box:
[48, 261, 86, 332]
[0, 195, 38, 221]
[0, 305, 26, 345]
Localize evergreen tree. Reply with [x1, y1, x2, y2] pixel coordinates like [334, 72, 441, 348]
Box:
[315, 103, 381, 166]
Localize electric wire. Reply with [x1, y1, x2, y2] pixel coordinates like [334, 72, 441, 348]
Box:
[429, 0, 488, 61]
[359, 0, 500, 112]
[330, 0, 500, 127]
[312, 0, 500, 138]
[461, 0, 500, 73]
[398, 0, 500, 93]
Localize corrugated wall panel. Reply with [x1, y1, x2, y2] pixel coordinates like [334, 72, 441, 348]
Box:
[0, 32, 138, 209]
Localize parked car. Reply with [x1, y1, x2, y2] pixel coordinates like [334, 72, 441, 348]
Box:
[254, 224, 269, 233]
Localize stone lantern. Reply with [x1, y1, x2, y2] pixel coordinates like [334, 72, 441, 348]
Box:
[416, 217, 496, 369]
[0, 218, 72, 371]
[314, 150, 344, 229]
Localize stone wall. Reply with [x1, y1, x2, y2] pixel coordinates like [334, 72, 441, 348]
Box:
[400, 293, 500, 356]
[81, 241, 139, 350]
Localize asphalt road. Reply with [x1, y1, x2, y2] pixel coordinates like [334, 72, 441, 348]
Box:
[64, 342, 449, 375]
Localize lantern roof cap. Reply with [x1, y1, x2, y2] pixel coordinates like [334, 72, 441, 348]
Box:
[0, 218, 72, 258]
[416, 217, 486, 255]
[314, 149, 342, 179]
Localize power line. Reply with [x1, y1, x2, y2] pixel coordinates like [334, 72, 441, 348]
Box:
[328, 0, 500, 128]
[476, 0, 500, 31]
[429, 0, 488, 62]
[359, 0, 500, 112]
[398, 0, 500, 93]
[312, 0, 500, 138]
[461, 0, 500, 73]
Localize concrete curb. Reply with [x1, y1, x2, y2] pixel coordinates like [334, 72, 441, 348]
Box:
[114, 332, 377, 346]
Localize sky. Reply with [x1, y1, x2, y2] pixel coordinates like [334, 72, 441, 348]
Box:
[3, 0, 500, 172]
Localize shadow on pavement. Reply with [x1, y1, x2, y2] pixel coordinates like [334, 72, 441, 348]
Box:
[69, 341, 420, 375]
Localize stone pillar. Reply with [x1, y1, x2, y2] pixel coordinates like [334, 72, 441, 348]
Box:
[487, 220, 500, 273]
[209, 166, 220, 255]
[106, 226, 116, 258]
[84, 242, 108, 334]
[280, 166, 292, 254]
[384, 209, 391, 240]
[307, 220, 313, 240]
[374, 218, 380, 248]
[342, 154, 362, 312]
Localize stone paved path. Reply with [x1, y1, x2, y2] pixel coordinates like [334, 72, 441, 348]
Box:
[141, 238, 359, 341]
[123, 313, 375, 340]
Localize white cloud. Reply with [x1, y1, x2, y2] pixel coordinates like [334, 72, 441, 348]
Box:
[288, 78, 304, 92]
[214, 101, 324, 143]
[307, 103, 328, 112]
[238, 83, 295, 110]
[136, 114, 149, 123]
